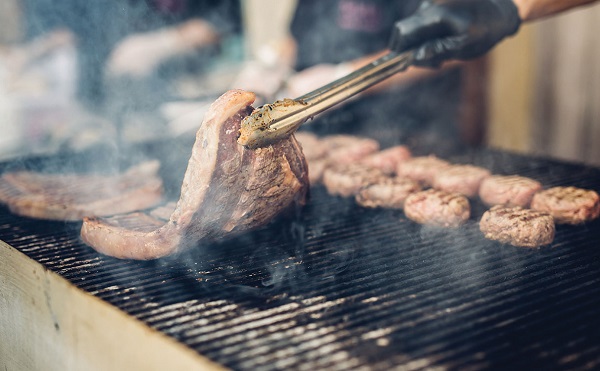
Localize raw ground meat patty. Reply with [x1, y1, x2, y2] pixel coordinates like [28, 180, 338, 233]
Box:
[432, 164, 491, 198]
[480, 205, 555, 247]
[359, 145, 412, 175]
[479, 175, 542, 208]
[355, 177, 421, 209]
[396, 155, 451, 186]
[321, 135, 380, 165]
[531, 186, 600, 224]
[322, 164, 386, 197]
[403, 189, 470, 227]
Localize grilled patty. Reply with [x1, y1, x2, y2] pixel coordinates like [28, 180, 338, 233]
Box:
[479, 175, 542, 208]
[323, 164, 387, 197]
[404, 189, 470, 227]
[355, 177, 421, 209]
[321, 135, 380, 166]
[359, 145, 412, 175]
[480, 205, 555, 247]
[432, 164, 491, 198]
[531, 186, 600, 224]
[396, 155, 451, 187]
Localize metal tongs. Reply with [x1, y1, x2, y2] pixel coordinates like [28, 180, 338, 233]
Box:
[238, 50, 415, 149]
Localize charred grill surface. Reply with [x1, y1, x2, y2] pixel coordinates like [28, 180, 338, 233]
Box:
[2, 147, 600, 370]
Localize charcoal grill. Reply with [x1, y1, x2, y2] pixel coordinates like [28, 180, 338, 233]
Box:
[1, 141, 600, 370]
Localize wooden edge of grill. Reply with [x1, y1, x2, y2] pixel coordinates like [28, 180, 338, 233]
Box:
[0, 240, 225, 371]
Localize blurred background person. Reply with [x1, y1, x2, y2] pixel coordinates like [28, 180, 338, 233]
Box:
[0, 0, 242, 157]
[1, 0, 600, 166]
[23, 0, 241, 108]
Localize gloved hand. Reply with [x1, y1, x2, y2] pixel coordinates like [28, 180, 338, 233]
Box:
[389, 0, 521, 67]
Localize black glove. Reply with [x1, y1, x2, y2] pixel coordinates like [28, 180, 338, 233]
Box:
[389, 0, 521, 67]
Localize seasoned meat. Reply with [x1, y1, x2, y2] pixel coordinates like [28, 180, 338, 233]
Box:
[479, 175, 542, 208]
[480, 205, 555, 247]
[355, 177, 421, 209]
[404, 189, 470, 227]
[432, 164, 491, 198]
[322, 164, 387, 197]
[0, 161, 163, 221]
[321, 135, 380, 166]
[81, 90, 309, 260]
[531, 186, 600, 224]
[360, 145, 412, 175]
[396, 155, 451, 187]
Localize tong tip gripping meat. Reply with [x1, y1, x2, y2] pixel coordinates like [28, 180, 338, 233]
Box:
[238, 98, 309, 149]
[238, 50, 415, 149]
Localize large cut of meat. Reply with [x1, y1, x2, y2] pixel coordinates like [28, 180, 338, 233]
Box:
[0, 161, 163, 221]
[81, 90, 309, 260]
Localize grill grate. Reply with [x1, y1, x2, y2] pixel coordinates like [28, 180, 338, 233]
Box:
[2, 147, 600, 370]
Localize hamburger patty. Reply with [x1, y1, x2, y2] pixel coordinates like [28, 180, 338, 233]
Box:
[396, 155, 451, 187]
[479, 175, 542, 208]
[480, 205, 555, 247]
[355, 177, 421, 209]
[321, 135, 380, 166]
[359, 145, 412, 175]
[531, 186, 600, 224]
[432, 164, 491, 198]
[403, 189, 470, 227]
[322, 164, 387, 197]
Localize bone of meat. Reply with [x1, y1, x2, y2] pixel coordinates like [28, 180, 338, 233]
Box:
[359, 145, 412, 175]
[480, 205, 555, 247]
[432, 164, 491, 198]
[0, 161, 163, 221]
[531, 186, 600, 224]
[478, 175, 542, 208]
[404, 189, 470, 227]
[355, 176, 421, 209]
[81, 90, 309, 260]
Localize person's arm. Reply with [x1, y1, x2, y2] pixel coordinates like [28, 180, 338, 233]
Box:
[513, 0, 598, 21]
[106, 19, 219, 78]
